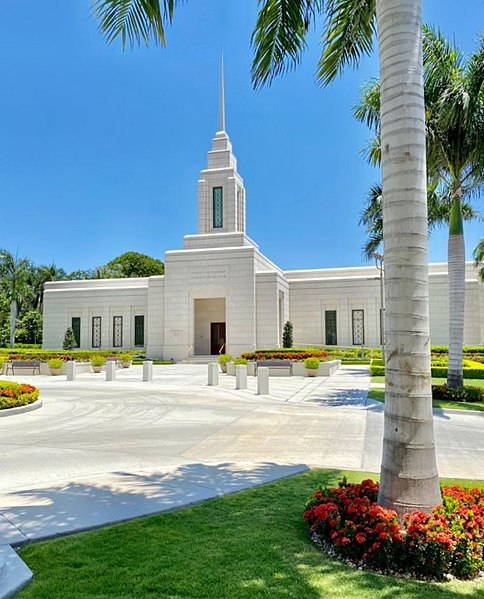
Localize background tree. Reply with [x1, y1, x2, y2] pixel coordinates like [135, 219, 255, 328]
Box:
[0, 249, 33, 348]
[16, 311, 43, 345]
[282, 321, 293, 348]
[474, 239, 484, 281]
[104, 251, 165, 277]
[355, 28, 484, 388]
[93, 0, 442, 519]
[31, 263, 67, 311]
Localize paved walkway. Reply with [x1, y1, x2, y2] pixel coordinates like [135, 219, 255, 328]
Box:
[0, 364, 483, 596]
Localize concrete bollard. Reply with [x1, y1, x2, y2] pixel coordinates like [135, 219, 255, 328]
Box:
[208, 363, 219, 386]
[66, 361, 76, 381]
[257, 367, 269, 395]
[227, 362, 236, 376]
[247, 361, 256, 376]
[143, 360, 153, 382]
[236, 365, 248, 390]
[106, 361, 116, 381]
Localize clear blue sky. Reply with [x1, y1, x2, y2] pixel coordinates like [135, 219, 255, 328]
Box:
[0, 1, 482, 272]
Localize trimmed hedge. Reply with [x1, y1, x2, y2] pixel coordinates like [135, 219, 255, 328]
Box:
[371, 359, 484, 379]
[432, 384, 483, 403]
[241, 350, 329, 361]
[0, 381, 40, 410]
[432, 345, 484, 355]
[0, 349, 138, 363]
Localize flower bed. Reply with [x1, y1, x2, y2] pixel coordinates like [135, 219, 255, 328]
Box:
[304, 478, 484, 580]
[241, 349, 329, 361]
[0, 381, 40, 410]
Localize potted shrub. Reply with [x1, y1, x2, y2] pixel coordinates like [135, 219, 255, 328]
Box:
[90, 355, 106, 373]
[218, 354, 233, 373]
[47, 358, 64, 376]
[234, 357, 247, 366]
[119, 353, 132, 368]
[304, 357, 320, 377]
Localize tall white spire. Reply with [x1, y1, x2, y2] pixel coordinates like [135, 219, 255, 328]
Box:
[219, 52, 225, 132]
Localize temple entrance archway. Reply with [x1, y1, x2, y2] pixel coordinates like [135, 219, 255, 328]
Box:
[194, 298, 226, 355]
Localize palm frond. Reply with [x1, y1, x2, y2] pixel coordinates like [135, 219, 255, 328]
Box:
[473, 239, 484, 281]
[251, 0, 324, 89]
[352, 78, 380, 130]
[317, 0, 376, 87]
[92, 0, 183, 48]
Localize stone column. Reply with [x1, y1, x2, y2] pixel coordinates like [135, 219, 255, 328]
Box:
[106, 361, 116, 381]
[227, 362, 236, 376]
[66, 361, 76, 382]
[208, 363, 219, 386]
[236, 365, 247, 390]
[257, 367, 269, 395]
[143, 360, 153, 382]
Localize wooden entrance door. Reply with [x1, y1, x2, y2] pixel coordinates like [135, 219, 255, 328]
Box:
[210, 322, 226, 355]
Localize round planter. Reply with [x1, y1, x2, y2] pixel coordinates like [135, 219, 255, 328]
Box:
[49, 368, 63, 376]
[122, 361, 132, 369]
[92, 365, 103, 373]
[220, 363, 227, 373]
[306, 369, 318, 377]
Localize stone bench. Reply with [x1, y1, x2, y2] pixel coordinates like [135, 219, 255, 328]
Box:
[254, 359, 293, 377]
[5, 360, 41, 375]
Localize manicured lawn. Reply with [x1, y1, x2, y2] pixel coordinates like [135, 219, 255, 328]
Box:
[368, 388, 484, 412]
[18, 469, 484, 599]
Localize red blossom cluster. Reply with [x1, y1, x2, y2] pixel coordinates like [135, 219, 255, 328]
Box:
[304, 478, 484, 580]
[241, 350, 330, 361]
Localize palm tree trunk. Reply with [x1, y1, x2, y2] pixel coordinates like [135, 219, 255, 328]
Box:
[376, 0, 441, 519]
[447, 187, 465, 388]
[9, 300, 17, 349]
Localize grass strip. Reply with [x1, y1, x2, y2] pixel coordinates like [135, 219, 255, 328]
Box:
[368, 389, 484, 412]
[18, 469, 484, 599]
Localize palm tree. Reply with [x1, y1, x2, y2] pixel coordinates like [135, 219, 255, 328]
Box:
[474, 239, 484, 281]
[31, 264, 67, 312]
[0, 249, 33, 348]
[355, 29, 484, 388]
[94, 0, 442, 516]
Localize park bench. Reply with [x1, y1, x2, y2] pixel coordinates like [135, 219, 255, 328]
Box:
[5, 360, 41, 375]
[254, 359, 293, 376]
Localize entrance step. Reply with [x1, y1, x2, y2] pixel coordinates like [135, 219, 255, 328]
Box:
[181, 355, 220, 364]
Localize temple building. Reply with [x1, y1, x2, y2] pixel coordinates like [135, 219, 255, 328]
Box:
[42, 69, 484, 359]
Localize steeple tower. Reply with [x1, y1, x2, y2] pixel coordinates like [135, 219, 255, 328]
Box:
[196, 56, 246, 236]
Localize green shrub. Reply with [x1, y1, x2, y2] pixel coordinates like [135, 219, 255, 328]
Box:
[304, 357, 320, 369]
[90, 355, 106, 367]
[282, 321, 293, 348]
[119, 353, 132, 362]
[218, 354, 233, 365]
[234, 357, 248, 366]
[0, 381, 39, 410]
[242, 350, 329, 361]
[432, 384, 483, 403]
[63, 327, 77, 350]
[0, 349, 135, 363]
[47, 358, 64, 370]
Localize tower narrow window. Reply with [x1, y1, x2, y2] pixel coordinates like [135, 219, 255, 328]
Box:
[71, 317, 81, 348]
[92, 317, 101, 348]
[325, 311, 337, 345]
[134, 315, 145, 347]
[352, 310, 365, 345]
[113, 316, 123, 348]
[213, 187, 223, 228]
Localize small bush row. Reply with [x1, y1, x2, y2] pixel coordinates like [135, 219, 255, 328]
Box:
[304, 478, 484, 580]
[432, 384, 483, 403]
[0, 381, 40, 410]
[241, 350, 329, 361]
[0, 349, 137, 363]
[370, 360, 484, 380]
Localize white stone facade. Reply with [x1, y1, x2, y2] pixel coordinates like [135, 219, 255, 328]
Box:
[43, 121, 484, 360]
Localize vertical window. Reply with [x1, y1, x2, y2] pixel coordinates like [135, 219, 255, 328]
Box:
[325, 311, 337, 345]
[352, 310, 365, 345]
[213, 187, 223, 228]
[134, 315, 145, 347]
[71, 317, 81, 348]
[92, 317, 101, 348]
[113, 316, 123, 348]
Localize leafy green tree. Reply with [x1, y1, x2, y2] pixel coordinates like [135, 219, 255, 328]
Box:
[0, 249, 33, 348]
[67, 269, 96, 280]
[355, 28, 484, 388]
[282, 321, 293, 348]
[63, 327, 78, 350]
[31, 264, 67, 311]
[474, 239, 484, 281]
[93, 0, 442, 516]
[104, 251, 165, 278]
[17, 311, 43, 345]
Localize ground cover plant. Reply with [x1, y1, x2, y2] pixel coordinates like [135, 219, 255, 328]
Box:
[304, 478, 484, 580]
[0, 381, 39, 410]
[0, 348, 138, 363]
[17, 470, 484, 599]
